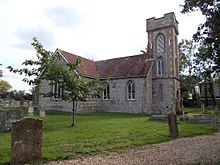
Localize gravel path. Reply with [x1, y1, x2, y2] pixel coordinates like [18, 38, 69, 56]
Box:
[46, 132, 220, 165]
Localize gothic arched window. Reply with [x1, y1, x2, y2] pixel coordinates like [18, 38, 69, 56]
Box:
[127, 81, 135, 100]
[156, 34, 165, 52]
[103, 84, 110, 100]
[157, 58, 165, 75]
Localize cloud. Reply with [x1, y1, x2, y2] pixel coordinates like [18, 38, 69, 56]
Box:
[13, 26, 56, 50]
[46, 5, 83, 28]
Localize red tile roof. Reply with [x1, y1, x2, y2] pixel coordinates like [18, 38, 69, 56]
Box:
[59, 49, 98, 77]
[96, 55, 154, 78]
[58, 49, 154, 78]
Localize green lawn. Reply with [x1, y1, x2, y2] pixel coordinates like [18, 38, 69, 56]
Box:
[0, 110, 219, 164]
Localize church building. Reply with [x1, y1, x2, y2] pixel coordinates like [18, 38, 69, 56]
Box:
[36, 12, 180, 114]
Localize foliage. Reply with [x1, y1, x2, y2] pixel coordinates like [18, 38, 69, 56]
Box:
[0, 80, 12, 94]
[178, 40, 201, 107]
[0, 90, 32, 103]
[202, 69, 216, 106]
[181, 0, 220, 73]
[0, 111, 219, 164]
[7, 37, 105, 127]
[180, 75, 201, 107]
[179, 39, 197, 75]
[7, 37, 53, 86]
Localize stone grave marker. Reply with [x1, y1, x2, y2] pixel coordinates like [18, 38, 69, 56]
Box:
[211, 112, 217, 131]
[168, 112, 179, 138]
[201, 103, 205, 111]
[28, 106, 34, 116]
[11, 118, 43, 165]
[39, 108, 46, 117]
[0, 108, 23, 132]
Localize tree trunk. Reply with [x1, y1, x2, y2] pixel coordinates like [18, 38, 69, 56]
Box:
[71, 100, 76, 127]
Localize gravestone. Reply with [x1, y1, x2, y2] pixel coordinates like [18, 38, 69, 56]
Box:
[201, 103, 205, 111]
[39, 108, 46, 117]
[149, 115, 167, 122]
[211, 112, 217, 131]
[168, 112, 179, 138]
[0, 108, 23, 132]
[11, 118, 43, 165]
[192, 114, 213, 124]
[28, 106, 34, 116]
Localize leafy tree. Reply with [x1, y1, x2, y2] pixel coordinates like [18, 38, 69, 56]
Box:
[179, 39, 201, 107]
[8, 38, 105, 127]
[0, 80, 12, 94]
[181, 0, 220, 73]
[179, 39, 197, 75]
[0, 90, 32, 105]
[202, 69, 216, 107]
[180, 75, 201, 107]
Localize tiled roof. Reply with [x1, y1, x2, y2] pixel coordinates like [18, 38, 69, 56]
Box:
[96, 55, 154, 78]
[58, 49, 154, 78]
[59, 49, 98, 77]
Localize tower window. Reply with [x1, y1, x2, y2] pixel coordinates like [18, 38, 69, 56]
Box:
[103, 84, 110, 100]
[156, 34, 165, 52]
[127, 81, 135, 100]
[157, 58, 165, 75]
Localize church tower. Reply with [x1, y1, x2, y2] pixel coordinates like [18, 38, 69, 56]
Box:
[146, 12, 180, 114]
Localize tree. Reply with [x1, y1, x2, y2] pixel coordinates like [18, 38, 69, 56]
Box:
[181, 0, 220, 73]
[0, 80, 12, 94]
[180, 75, 201, 107]
[179, 39, 201, 107]
[8, 38, 105, 127]
[179, 39, 197, 75]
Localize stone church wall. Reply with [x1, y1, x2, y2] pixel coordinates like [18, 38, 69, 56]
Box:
[38, 76, 153, 114]
[38, 80, 101, 113]
[99, 76, 152, 114]
[152, 78, 178, 114]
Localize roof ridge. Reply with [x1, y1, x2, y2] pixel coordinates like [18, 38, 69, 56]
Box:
[95, 54, 148, 63]
[58, 49, 95, 63]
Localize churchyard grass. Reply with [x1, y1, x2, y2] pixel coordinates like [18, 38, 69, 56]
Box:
[0, 110, 219, 164]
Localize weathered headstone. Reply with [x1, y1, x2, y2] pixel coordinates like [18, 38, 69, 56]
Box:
[11, 100, 20, 107]
[211, 112, 217, 132]
[39, 108, 46, 117]
[28, 106, 34, 116]
[192, 114, 213, 124]
[201, 103, 205, 111]
[11, 118, 43, 165]
[168, 112, 179, 138]
[149, 115, 167, 122]
[0, 109, 23, 132]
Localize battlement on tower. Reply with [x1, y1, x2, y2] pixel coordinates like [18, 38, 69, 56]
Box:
[146, 12, 178, 34]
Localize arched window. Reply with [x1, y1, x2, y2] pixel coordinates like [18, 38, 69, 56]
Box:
[127, 81, 135, 100]
[157, 58, 165, 75]
[52, 83, 62, 98]
[156, 34, 165, 52]
[103, 84, 110, 100]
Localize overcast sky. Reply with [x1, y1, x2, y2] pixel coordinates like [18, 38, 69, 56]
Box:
[0, 0, 204, 92]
